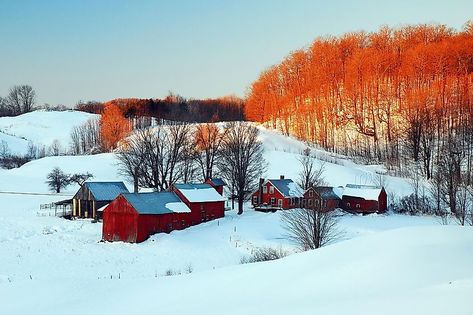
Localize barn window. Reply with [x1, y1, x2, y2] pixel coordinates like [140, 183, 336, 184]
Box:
[356, 204, 360, 208]
[278, 199, 283, 207]
[302, 199, 306, 207]
[269, 186, 274, 194]
[346, 202, 351, 207]
[263, 186, 267, 193]
[309, 190, 313, 197]
[315, 199, 320, 206]
[270, 197, 275, 205]
[200, 205, 204, 210]
[308, 199, 313, 206]
[252, 195, 258, 204]
[290, 198, 294, 205]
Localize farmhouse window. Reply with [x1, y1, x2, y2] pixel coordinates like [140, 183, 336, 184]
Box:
[309, 190, 313, 197]
[278, 199, 283, 207]
[269, 186, 274, 194]
[263, 186, 267, 193]
[308, 199, 313, 206]
[302, 199, 306, 207]
[252, 195, 258, 204]
[270, 197, 275, 205]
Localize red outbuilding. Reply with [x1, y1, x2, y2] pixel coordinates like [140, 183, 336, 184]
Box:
[172, 183, 226, 224]
[303, 186, 341, 211]
[102, 191, 192, 243]
[204, 178, 226, 195]
[251, 176, 303, 211]
[341, 184, 387, 214]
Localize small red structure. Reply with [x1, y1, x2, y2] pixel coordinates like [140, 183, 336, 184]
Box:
[204, 178, 226, 195]
[251, 176, 303, 211]
[102, 192, 192, 243]
[172, 183, 226, 224]
[102, 183, 226, 243]
[303, 186, 341, 211]
[341, 184, 387, 214]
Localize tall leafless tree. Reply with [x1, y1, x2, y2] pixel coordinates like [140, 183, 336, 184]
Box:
[297, 147, 325, 190]
[219, 122, 266, 215]
[6, 85, 36, 115]
[116, 123, 192, 192]
[194, 123, 225, 180]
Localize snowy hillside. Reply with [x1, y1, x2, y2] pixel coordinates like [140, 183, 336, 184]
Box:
[0, 111, 471, 314]
[0, 110, 98, 154]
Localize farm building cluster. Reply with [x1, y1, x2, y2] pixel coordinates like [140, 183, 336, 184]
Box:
[251, 176, 387, 214]
[66, 175, 386, 243]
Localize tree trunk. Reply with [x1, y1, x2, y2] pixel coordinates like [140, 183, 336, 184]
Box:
[237, 196, 244, 215]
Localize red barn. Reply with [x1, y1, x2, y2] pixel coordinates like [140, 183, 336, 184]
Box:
[303, 186, 341, 211]
[204, 178, 226, 195]
[102, 192, 192, 243]
[172, 183, 226, 224]
[341, 184, 387, 214]
[251, 176, 303, 211]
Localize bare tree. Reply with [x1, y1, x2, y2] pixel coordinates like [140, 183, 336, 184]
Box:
[69, 172, 94, 186]
[49, 139, 62, 156]
[219, 122, 266, 215]
[297, 147, 325, 190]
[116, 124, 192, 192]
[194, 123, 225, 180]
[281, 205, 342, 250]
[70, 118, 102, 155]
[116, 129, 149, 193]
[46, 167, 70, 193]
[6, 85, 36, 115]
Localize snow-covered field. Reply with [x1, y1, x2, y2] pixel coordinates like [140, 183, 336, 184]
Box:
[0, 111, 472, 314]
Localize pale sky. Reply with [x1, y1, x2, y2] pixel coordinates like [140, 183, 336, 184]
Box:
[0, 0, 471, 106]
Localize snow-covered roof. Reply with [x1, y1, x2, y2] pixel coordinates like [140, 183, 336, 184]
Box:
[343, 184, 383, 201]
[268, 179, 303, 197]
[123, 192, 191, 214]
[97, 203, 109, 212]
[174, 183, 226, 202]
[207, 178, 226, 186]
[84, 182, 129, 201]
[310, 186, 341, 200]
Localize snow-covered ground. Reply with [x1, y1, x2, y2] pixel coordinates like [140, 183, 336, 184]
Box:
[0, 111, 471, 314]
[0, 110, 98, 154]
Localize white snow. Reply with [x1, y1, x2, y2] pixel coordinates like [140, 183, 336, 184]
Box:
[165, 202, 191, 213]
[287, 181, 303, 197]
[178, 187, 226, 202]
[0, 113, 471, 314]
[0, 110, 98, 154]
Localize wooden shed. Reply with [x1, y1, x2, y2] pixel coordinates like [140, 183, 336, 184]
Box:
[72, 181, 129, 220]
[172, 183, 226, 224]
[204, 178, 227, 195]
[341, 184, 387, 214]
[102, 192, 192, 243]
[303, 186, 341, 211]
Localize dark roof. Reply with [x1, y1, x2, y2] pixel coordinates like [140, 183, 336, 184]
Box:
[208, 178, 226, 186]
[84, 182, 129, 201]
[268, 179, 303, 197]
[122, 192, 190, 215]
[311, 186, 341, 200]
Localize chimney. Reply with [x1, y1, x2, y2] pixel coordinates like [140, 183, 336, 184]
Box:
[280, 175, 285, 180]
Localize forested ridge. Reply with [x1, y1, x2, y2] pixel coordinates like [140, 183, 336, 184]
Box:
[246, 22, 473, 184]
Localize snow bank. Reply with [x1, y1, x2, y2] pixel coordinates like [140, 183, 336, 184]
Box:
[1, 225, 471, 315]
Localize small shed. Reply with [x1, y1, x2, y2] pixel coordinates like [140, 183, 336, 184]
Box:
[303, 186, 341, 211]
[102, 192, 191, 243]
[251, 176, 303, 211]
[72, 181, 129, 219]
[204, 178, 227, 195]
[341, 184, 387, 214]
[172, 183, 226, 224]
